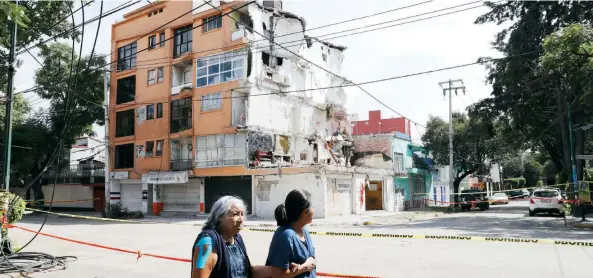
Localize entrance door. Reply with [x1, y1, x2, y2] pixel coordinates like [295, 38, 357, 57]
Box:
[93, 186, 105, 212]
[365, 181, 383, 210]
[121, 183, 142, 212]
[205, 176, 252, 214]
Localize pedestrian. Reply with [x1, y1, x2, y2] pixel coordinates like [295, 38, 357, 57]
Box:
[191, 196, 272, 278]
[265, 189, 317, 278]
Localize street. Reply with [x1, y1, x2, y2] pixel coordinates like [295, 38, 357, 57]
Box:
[6, 202, 593, 278]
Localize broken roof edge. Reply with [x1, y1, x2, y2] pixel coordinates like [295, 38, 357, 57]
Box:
[305, 35, 347, 51]
[317, 164, 397, 176]
[254, 2, 307, 31]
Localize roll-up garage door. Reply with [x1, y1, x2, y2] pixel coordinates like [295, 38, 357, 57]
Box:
[120, 183, 142, 212]
[205, 176, 252, 214]
[163, 179, 200, 212]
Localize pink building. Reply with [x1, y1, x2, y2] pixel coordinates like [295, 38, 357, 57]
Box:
[352, 110, 411, 137]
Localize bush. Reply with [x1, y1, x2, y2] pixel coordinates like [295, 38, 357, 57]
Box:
[1, 192, 26, 224]
[103, 203, 144, 219]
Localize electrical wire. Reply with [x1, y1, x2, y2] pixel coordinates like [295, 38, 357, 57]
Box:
[3, 5, 101, 270]
[17, 0, 482, 98]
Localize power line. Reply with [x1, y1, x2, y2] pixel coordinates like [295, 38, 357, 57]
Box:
[18, 0, 485, 100]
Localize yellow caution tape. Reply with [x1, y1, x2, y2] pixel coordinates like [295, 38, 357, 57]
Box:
[26, 208, 593, 248]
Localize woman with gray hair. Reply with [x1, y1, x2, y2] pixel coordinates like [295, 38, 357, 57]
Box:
[191, 196, 272, 278]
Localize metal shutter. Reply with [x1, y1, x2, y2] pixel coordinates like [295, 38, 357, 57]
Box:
[120, 183, 142, 212]
[163, 179, 200, 212]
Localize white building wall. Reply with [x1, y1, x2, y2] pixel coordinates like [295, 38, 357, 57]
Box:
[69, 137, 105, 165]
[325, 173, 353, 216]
[41, 185, 93, 209]
[253, 173, 327, 219]
[352, 175, 366, 214]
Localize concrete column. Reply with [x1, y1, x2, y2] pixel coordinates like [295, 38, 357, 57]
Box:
[199, 179, 205, 213]
[109, 180, 121, 205]
[152, 183, 163, 215]
[142, 183, 148, 214]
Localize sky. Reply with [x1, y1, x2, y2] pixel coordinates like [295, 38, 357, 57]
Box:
[12, 0, 506, 143]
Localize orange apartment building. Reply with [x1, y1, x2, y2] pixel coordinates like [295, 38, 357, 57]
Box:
[107, 0, 396, 218]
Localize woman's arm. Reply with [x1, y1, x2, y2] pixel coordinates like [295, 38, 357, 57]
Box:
[191, 236, 218, 278]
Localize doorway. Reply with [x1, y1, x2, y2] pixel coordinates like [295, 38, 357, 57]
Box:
[365, 181, 383, 210]
[93, 186, 106, 213]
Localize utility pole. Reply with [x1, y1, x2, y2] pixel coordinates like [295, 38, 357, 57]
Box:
[438, 79, 465, 208]
[2, 0, 19, 192]
[103, 70, 110, 215]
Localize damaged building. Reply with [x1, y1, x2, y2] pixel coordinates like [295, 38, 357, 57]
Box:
[107, 0, 395, 219]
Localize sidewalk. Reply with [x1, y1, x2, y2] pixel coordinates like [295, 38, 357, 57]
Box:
[32, 209, 445, 227]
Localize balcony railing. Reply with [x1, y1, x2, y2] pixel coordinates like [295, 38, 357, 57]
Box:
[171, 82, 192, 96]
[41, 164, 105, 184]
[170, 159, 194, 171]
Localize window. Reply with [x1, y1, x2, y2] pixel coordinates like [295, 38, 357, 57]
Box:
[203, 15, 222, 33]
[173, 25, 192, 58]
[115, 109, 135, 137]
[157, 67, 164, 83]
[170, 98, 192, 133]
[201, 92, 222, 112]
[195, 134, 246, 167]
[157, 103, 163, 118]
[117, 42, 137, 71]
[393, 152, 404, 172]
[146, 104, 154, 120]
[148, 35, 157, 50]
[533, 191, 559, 198]
[196, 50, 245, 87]
[145, 141, 155, 158]
[159, 32, 166, 47]
[115, 143, 134, 169]
[156, 140, 164, 156]
[116, 75, 136, 104]
[147, 69, 156, 85]
[183, 70, 192, 84]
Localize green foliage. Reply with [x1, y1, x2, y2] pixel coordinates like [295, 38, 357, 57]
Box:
[474, 2, 593, 181]
[5, 193, 25, 224]
[422, 112, 499, 199]
[503, 157, 523, 178]
[0, 1, 79, 93]
[542, 160, 558, 184]
[103, 203, 144, 219]
[523, 159, 543, 186]
[504, 178, 526, 190]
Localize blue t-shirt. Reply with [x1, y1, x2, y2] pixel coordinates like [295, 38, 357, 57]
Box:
[265, 225, 316, 278]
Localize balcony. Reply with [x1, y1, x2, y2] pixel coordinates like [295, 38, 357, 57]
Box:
[232, 29, 248, 43]
[170, 159, 194, 171]
[41, 164, 106, 184]
[171, 60, 193, 96]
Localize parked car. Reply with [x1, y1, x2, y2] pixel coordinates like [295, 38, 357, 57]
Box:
[521, 189, 530, 198]
[490, 193, 509, 205]
[459, 189, 490, 211]
[507, 190, 524, 199]
[528, 188, 565, 217]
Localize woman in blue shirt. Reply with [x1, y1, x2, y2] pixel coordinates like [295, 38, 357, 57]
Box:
[265, 190, 317, 278]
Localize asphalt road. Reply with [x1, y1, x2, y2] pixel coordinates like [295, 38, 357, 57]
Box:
[5, 202, 593, 278]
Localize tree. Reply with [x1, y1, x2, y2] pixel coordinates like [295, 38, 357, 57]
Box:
[523, 159, 543, 187]
[475, 2, 593, 185]
[503, 157, 522, 179]
[542, 160, 558, 185]
[421, 112, 498, 203]
[16, 42, 105, 201]
[0, 1, 81, 94]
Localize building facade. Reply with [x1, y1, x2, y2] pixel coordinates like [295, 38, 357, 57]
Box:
[351, 110, 411, 137]
[108, 0, 393, 218]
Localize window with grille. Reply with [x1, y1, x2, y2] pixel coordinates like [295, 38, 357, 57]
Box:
[173, 25, 192, 58]
[117, 42, 137, 71]
[157, 67, 164, 83]
[195, 133, 246, 168]
[170, 98, 192, 133]
[148, 35, 156, 50]
[147, 69, 156, 85]
[393, 152, 404, 172]
[196, 50, 245, 87]
[203, 15, 222, 33]
[115, 109, 135, 137]
[201, 92, 222, 112]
